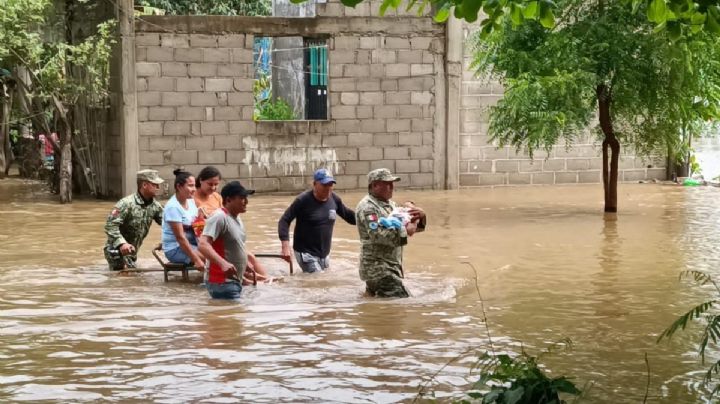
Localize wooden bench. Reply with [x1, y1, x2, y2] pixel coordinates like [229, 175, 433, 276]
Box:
[152, 244, 197, 282]
[152, 244, 294, 282]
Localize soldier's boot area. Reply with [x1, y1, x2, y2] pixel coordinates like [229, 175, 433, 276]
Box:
[365, 274, 410, 298]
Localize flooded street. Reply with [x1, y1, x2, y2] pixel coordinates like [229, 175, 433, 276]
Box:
[1, 178, 719, 402]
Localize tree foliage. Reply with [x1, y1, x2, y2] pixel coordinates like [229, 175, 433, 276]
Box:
[136, 0, 272, 16]
[476, 1, 719, 152]
[467, 0, 720, 212]
[0, 0, 116, 201]
[327, 0, 720, 38]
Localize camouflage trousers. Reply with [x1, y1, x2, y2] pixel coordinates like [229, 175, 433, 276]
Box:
[103, 246, 137, 271]
[365, 272, 410, 298]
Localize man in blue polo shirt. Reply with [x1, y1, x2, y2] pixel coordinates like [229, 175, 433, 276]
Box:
[278, 168, 356, 273]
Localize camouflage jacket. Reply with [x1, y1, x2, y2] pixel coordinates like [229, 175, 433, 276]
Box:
[355, 194, 409, 281]
[104, 193, 163, 253]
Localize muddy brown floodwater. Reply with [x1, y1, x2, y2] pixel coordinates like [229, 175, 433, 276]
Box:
[1, 178, 719, 402]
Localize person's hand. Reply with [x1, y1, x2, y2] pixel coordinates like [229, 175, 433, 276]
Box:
[407, 206, 426, 223]
[281, 243, 292, 263]
[193, 256, 205, 271]
[119, 243, 135, 255]
[406, 221, 418, 236]
[220, 260, 237, 278]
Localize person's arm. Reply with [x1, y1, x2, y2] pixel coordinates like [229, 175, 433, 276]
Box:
[168, 222, 204, 268]
[153, 202, 164, 225]
[278, 197, 300, 262]
[359, 208, 407, 247]
[104, 202, 134, 255]
[198, 234, 236, 278]
[334, 194, 356, 225]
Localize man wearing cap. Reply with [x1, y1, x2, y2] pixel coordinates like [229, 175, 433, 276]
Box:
[356, 168, 427, 298]
[278, 168, 356, 273]
[198, 181, 255, 299]
[103, 169, 165, 270]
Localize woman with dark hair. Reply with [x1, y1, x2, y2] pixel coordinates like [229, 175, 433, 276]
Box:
[192, 166, 275, 285]
[194, 165, 223, 218]
[162, 169, 205, 268]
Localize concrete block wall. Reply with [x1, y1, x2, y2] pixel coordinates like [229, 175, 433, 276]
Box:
[457, 24, 667, 187]
[134, 12, 444, 192]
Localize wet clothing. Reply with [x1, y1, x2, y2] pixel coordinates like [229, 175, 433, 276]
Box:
[355, 194, 426, 298]
[206, 281, 242, 299]
[294, 251, 330, 273]
[103, 192, 163, 270]
[165, 245, 194, 265]
[161, 195, 199, 259]
[278, 190, 356, 262]
[365, 273, 410, 298]
[202, 208, 247, 287]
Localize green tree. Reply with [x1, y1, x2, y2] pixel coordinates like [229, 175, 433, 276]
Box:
[1, 0, 115, 202]
[468, 0, 720, 214]
[326, 0, 720, 37]
[136, 0, 272, 16]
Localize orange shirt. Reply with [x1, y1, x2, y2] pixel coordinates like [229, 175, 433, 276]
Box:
[194, 192, 222, 217]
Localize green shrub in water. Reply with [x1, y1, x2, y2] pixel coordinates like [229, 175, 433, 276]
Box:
[463, 352, 581, 404]
[658, 270, 720, 396]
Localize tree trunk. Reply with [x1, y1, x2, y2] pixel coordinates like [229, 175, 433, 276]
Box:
[597, 84, 620, 216]
[0, 93, 8, 178]
[52, 96, 73, 203]
[0, 81, 14, 178]
[59, 138, 72, 203]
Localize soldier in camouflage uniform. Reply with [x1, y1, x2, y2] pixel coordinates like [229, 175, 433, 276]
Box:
[103, 169, 165, 270]
[356, 168, 427, 298]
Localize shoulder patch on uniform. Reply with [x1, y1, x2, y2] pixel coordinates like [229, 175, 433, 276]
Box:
[366, 213, 378, 222]
[109, 208, 120, 219]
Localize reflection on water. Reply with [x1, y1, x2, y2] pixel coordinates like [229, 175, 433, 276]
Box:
[1, 178, 719, 402]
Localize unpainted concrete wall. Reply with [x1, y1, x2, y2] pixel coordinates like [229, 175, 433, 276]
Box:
[457, 23, 667, 186]
[133, 2, 443, 192]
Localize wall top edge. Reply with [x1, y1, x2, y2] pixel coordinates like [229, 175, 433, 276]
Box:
[135, 15, 446, 36]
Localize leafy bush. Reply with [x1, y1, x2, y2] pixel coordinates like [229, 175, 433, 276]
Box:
[254, 97, 296, 121]
[465, 350, 581, 404]
[136, 0, 271, 16]
[658, 270, 720, 396]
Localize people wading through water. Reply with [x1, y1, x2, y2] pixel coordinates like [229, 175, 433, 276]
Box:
[193, 165, 273, 285]
[198, 181, 255, 299]
[278, 168, 356, 273]
[355, 168, 427, 298]
[103, 169, 164, 270]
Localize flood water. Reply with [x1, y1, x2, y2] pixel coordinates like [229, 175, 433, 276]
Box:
[1, 178, 719, 403]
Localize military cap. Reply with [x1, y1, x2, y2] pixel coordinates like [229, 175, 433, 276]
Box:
[137, 169, 164, 184]
[367, 168, 401, 184]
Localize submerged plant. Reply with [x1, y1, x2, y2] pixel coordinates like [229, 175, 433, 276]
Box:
[658, 270, 720, 396]
[465, 346, 581, 404]
[414, 263, 582, 403]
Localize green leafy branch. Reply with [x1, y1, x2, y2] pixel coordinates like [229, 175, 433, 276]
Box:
[658, 270, 720, 397]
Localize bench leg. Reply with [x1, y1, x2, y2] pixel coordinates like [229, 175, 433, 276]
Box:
[164, 268, 169, 282]
[182, 269, 189, 282]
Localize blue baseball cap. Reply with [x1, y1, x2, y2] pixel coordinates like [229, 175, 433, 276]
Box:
[313, 168, 336, 185]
